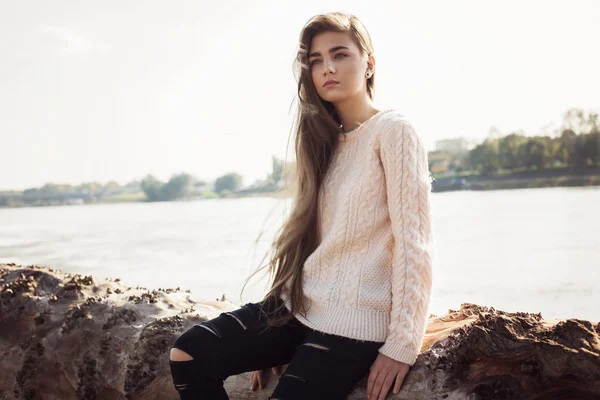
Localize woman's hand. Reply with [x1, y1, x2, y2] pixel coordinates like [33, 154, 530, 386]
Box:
[250, 366, 284, 391]
[367, 353, 410, 399]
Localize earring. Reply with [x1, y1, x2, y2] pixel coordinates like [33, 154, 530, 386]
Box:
[365, 71, 372, 78]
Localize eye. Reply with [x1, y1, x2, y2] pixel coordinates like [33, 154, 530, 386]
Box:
[310, 59, 321, 66]
[335, 53, 347, 59]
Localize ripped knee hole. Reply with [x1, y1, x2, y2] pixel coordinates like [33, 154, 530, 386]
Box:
[224, 312, 247, 329]
[170, 348, 194, 362]
[197, 323, 221, 337]
[298, 342, 329, 351]
[282, 373, 307, 383]
[193, 312, 247, 339]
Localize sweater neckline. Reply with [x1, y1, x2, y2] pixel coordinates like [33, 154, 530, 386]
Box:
[338, 109, 395, 142]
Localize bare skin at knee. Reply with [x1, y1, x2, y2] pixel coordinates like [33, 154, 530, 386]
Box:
[303, 342, 329, 350]
[170, 348, 194, 361]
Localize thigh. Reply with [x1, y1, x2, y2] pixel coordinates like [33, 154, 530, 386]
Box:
[171, 296, 305, 380]
[270, 328, 384, 400]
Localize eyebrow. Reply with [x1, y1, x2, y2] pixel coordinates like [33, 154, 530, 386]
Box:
[308, 45, 350, 59]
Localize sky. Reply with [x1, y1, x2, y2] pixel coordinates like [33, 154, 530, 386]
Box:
[1, 0, 599, 191]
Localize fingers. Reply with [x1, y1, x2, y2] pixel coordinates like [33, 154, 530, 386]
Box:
[250, 370, 264, 391]
[379, 373, 395, 400]
[250, 366, 285, 393]
[369, 371, 393, 400]
[393, 371, 405, 394]
[367, 369, 378, 399]
[257, 371, 264, 390]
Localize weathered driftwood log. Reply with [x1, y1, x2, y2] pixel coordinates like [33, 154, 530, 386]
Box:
[1, 263, 599, 400]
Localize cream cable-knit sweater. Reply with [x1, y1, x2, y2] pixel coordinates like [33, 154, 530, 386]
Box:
[280, 109, 434, 366]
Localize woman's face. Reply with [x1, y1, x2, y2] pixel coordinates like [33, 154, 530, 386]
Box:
[308, 31, 372, 104]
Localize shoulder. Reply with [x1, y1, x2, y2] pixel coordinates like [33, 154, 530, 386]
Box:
[377, 112, 433, 185]
[375, 110, 421, 150]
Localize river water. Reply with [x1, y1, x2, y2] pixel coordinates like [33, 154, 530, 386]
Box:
[1, 186, 598, 322]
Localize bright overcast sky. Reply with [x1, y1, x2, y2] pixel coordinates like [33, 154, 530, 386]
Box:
[1, 0, 599, 191]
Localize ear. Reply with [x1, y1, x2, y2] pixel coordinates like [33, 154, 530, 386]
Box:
[367, 53, 376, 76]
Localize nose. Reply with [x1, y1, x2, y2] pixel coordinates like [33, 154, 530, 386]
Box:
[323, 61, 335, 75]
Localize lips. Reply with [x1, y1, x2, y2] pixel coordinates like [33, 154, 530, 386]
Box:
[323, 80, 339, 87]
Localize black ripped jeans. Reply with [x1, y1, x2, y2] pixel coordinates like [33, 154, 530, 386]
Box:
[168, 296, 384, 399]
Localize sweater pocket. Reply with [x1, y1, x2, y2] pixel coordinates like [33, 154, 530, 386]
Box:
[357, 263, 392, 311]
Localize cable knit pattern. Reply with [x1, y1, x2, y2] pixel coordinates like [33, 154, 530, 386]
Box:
[280, 109, 434, 366]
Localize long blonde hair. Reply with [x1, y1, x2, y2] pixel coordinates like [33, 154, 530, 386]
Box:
[240, 12, 376, 327]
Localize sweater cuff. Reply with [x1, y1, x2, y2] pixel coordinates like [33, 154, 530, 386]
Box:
[378, 340, 419, 366]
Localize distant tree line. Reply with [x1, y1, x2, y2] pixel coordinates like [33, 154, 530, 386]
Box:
[0, 181, 133, 207]
[0, 164, 276, 207]
[140, 173, 194, 202]
[139, 172, 243, 202]
[446, 108, 599, 176]
[2, 107, 598, 207]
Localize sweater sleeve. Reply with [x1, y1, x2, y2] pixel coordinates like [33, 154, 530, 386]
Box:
[377, 118, 434, 366]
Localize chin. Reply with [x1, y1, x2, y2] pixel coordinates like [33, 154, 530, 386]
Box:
[318, 91, 347, 103]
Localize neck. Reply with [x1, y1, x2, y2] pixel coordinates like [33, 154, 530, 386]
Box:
[334, 96, 379, 132]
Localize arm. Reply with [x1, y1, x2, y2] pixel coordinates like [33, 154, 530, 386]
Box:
[377, 118, 434, 366]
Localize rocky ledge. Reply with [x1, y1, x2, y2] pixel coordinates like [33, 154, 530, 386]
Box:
[1, 263, 599, 400]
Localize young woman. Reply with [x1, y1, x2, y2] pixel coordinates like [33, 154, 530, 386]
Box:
[168, 12, 434, 400]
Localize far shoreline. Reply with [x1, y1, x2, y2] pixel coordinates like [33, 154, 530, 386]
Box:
[1, 170, 599, 209]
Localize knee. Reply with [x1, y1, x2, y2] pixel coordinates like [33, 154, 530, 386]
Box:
[170, 347, 194, 362]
